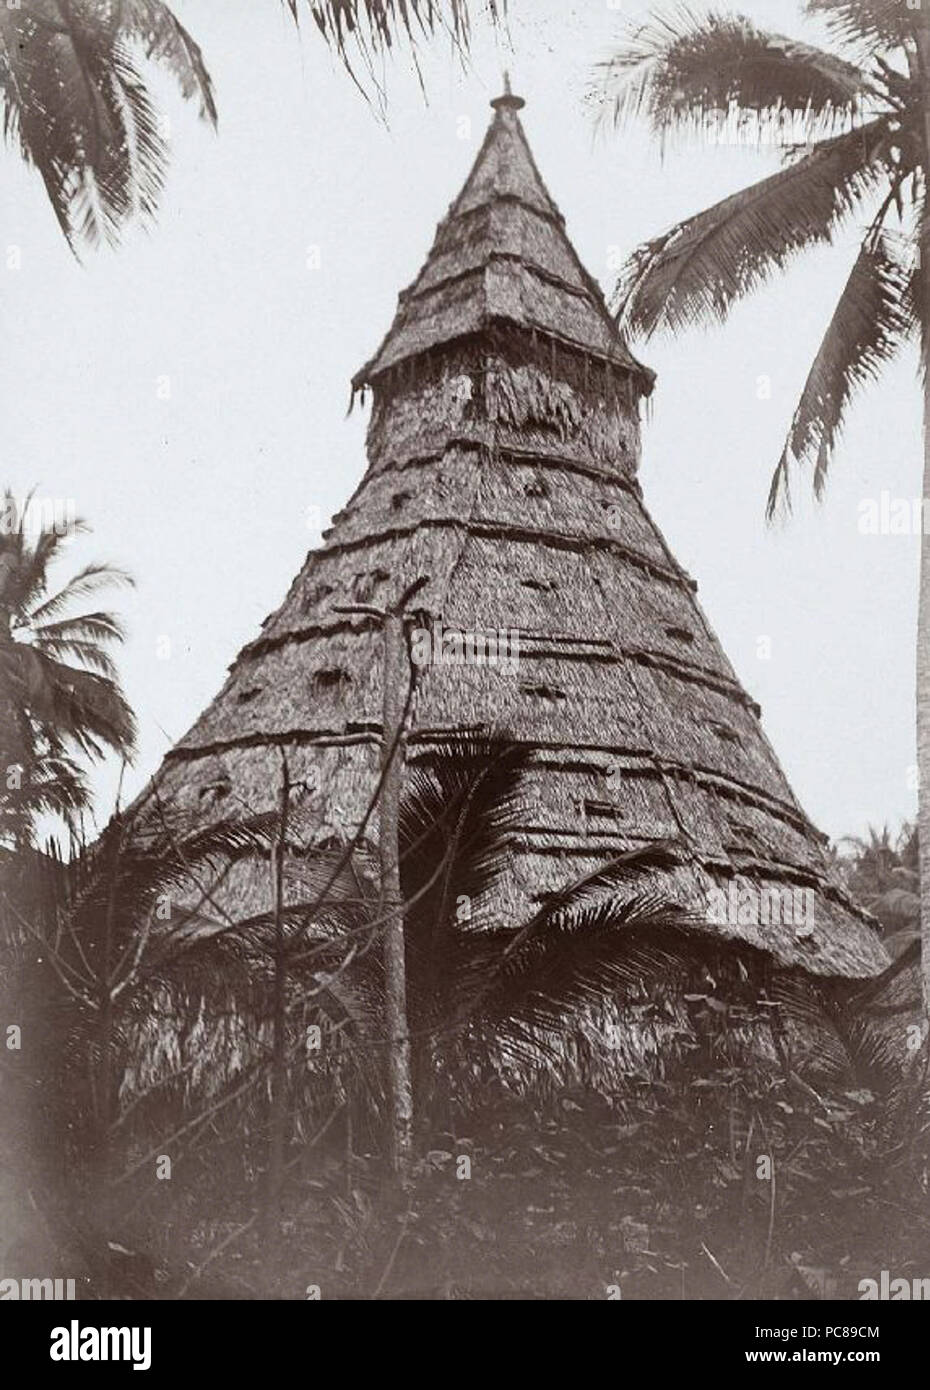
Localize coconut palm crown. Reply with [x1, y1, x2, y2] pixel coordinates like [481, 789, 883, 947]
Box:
[0, 490, 135, 841]
[596, 0, 930, 1007]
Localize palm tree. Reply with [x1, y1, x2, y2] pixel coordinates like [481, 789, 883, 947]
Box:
[840, 821, 919, 952]
[0, 490, 136, 842]
[0, 0, 487, 250]
[596, 0, 930, 1011]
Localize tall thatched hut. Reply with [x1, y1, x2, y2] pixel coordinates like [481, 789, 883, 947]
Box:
[142, 84, 886, 985]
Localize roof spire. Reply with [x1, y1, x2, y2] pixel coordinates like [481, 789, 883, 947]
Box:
[490, 69, 525, 112]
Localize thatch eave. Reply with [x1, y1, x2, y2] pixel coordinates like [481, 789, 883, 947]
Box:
[351, 318, 655, 402]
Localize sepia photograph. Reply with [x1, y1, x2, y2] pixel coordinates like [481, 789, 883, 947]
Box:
[1, 0, 928, 1342]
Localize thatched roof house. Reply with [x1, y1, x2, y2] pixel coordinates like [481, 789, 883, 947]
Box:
[146, 85, 886, 982]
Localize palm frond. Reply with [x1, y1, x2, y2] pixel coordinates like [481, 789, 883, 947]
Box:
[5, 644, 136, 759]
[0, 1, 215, 248]
[516, 842, 682, 939]
[119, 0, 217, 122]
[287, 0, 483, 64]
[400, 733, 532, 927]
[461, 897, 710, 1065]
[615, 117, 893, 339]
[56, 808, 274, 960]
[25, 564, 132, 625]
[31, 607, 127, 642]
[0, 753, 90, 842]
[596, 7, 868, 143]
[0, 509, 80, 614]
[28, 636, 121, 679]
[805, 0, 917, 51]
[767, 228, 913, 516]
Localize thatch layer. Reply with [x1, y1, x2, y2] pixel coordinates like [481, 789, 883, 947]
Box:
[416, 201, 585, 297]
[354, 101, 652, 390]
[139, 91, 886, 983]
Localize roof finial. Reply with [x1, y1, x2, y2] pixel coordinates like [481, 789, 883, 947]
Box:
[491, 70, 525, 112]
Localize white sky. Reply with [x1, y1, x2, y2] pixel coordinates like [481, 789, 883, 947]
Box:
[1, 0, 921, 844]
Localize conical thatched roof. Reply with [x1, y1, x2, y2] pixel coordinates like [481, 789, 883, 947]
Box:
[353, 82, 651, 392]
[145, 87, 886, 981]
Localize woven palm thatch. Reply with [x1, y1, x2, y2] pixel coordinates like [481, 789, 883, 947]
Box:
[142, 85, 886, 983]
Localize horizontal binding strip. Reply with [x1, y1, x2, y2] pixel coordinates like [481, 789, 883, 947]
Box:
[308, 515, 693, 588]
[166, 728, 822, 846]
[236, 622, 752, 711]
[364, 439, 642, 497]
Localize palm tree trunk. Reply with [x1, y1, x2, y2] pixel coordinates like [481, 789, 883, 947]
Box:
[380, 611, 414, 1175]
[92, 838, 122, 1295]
[916, 20, 930, 1021]
[920, 373, 930, 1021]
[264, 751, 290, 1230]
